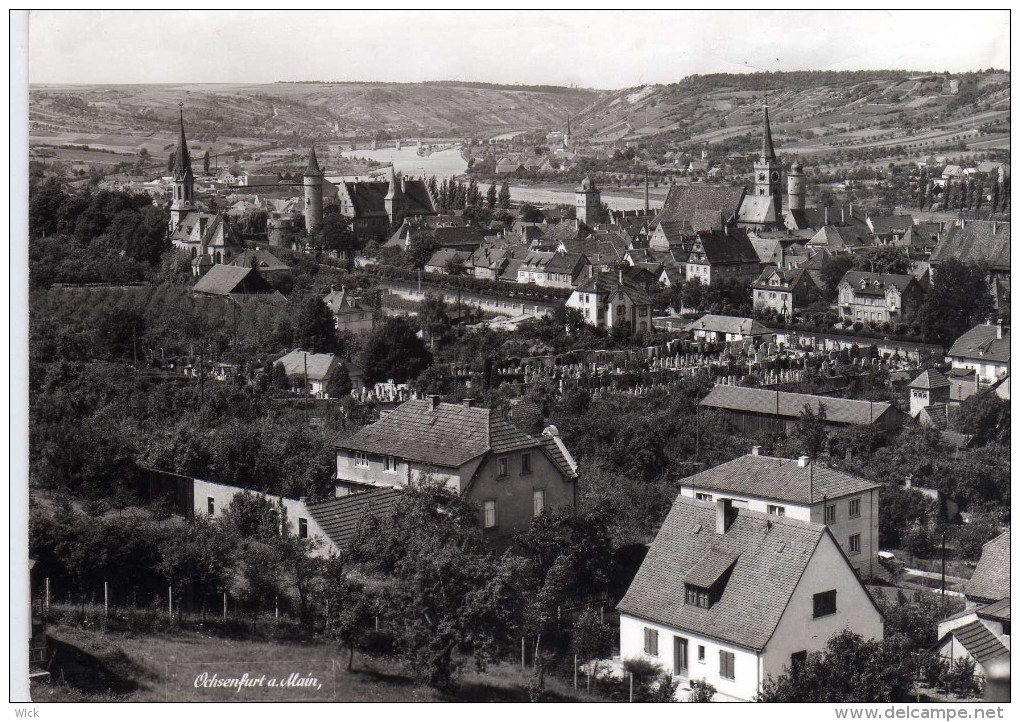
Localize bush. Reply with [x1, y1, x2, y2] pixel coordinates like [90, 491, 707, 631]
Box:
[599, 658, 679, 702]
[687, 678, 716, 702]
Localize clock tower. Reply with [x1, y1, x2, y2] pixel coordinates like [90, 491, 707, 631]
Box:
[752, 96, 782, 213]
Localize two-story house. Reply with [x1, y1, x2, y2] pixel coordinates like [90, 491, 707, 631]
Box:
[324, 286, 376, 335]
[566, 270, 653, 332]
[618, 494, 883, 701]
[837, 271, 925, 324]
[751, 266, 823, 316]
[331, 397, 578, 538]
[679, 448, 881, 579]
[517, 250, 589, 288]
[684, 229, 762, 286]
[947, 322, 1010, 385]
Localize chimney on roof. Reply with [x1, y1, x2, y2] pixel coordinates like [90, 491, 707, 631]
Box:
[462, 398, 474, 408]
[993, 222, 998, 235]
[904, 473, 913, 489]
[428, 394, 441, 411]
[618, 268, 623, 284]
[716, 498, 735, 534]
[995, 322, 1003, 340]
[751, 445, 762, 456]
[797, 455, 810, 467]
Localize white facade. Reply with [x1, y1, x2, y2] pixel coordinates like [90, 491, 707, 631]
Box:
[619, 533, 883, 701]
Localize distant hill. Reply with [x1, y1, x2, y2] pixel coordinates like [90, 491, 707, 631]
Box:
[569, 69, 1010, 159]
[29, 81, 598, 140]
[28, 70, 1009, 166]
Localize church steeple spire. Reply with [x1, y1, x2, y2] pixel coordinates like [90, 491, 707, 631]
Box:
[169, 102, 194, 233]
[172, 103, 193, 183]
[760, 93, 776, 162]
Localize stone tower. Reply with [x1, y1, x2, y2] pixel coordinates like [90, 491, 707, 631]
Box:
[787, 160, 805, 211]
[752, 95, 782, 213]
[169, 103, 195, 233]
[908, 369, 951, 418]
[384, 164, 404, 226]
[303, 146, 324, 235]
[575, 174, 601, 226]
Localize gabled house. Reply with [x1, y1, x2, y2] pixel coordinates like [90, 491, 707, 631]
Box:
[686, 314, 774, 343]
[867, 214, 915, 245]
[679, 449, 881, 578]
[618, 495, 883, 701]
[324, 286, 376, 335]
[684, 229, 762, 286]
[930, 221, 1010, 291]
[566, 270, 654, 332]
[752, 266, 823, 317]
[332, 397, 578, 538]
[274, 349, 365, 398]
[837, 271, 926, 324]
[192, 265, 286, 302]
[517, 250, 589, 288]
[227, 248, 292, 289]
[335, 169, 436, 243]
[935, 531, 1010, 680]
[424, 248, 472, 275]
[807, 225, 875, 254]
[946, 323, 1010, 384]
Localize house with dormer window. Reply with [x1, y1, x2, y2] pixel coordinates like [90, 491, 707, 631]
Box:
[837, 271, 925, 324]
[752, 266, 823, 316]
[618, 493, 883, 701]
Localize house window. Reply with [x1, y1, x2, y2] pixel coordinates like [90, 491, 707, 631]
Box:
[521, 453, 532, 475]
[767, 504, 786, 517]
[813, 590, 837, 618]
[695, 492, 713, 502]
[697, 645, 706, 663]
[848, 498, 861, 519]
[483, 500, 496, 529]
[825, 504, 837, 524]
[533, 489, 545, 518]
[354, 451, 369, 468]
[299, 518, 308, 539]
[207, 497, 215, 516]
[849, 534, 861, 555]
[643, 627, 659, 656]
[791, 650, 807, 675]
[684, 584, 710, 609]
[719, 650, 735, 680]
[384, 455, 397, 472]
[497, 457, 508, 478]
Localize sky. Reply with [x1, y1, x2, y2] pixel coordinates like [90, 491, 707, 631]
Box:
[28, 10, 1010, 88]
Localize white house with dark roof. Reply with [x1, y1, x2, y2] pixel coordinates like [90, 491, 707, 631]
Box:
[566, 270, 653, 331]
[686, 314, 774, 343]
[837, 271, 926, 324]
[679, 449, 881, 578]
[947, 323, 1010, 384]
[935, 531, 1010, 680]
[617, 495, 883, 701]
[332, 397, 577, 538]
[323, 286, 376, 335]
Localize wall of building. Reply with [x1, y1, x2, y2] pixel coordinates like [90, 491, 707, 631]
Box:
[950, 357, 1009, 384]
[465, 448, 574, 539]
[679, 486, 812, 522]
[619, 614, 761, 701]
[188, 478, 335, 556]
[807, 487, 880, 579]
[334, 448, 475, 493]
[762, 533, 883, 680]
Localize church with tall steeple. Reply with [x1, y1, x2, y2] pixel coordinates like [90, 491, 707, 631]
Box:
[169, 103, 195, 233]
[167, 104, 241, 270]
[736, 95, 786, 232]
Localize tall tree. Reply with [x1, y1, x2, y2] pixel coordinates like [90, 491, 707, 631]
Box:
[486, 183, 497, 210]
[916, 259, 994, 347]
[498, 181, 511, 210]
[203, 149, 211, 173]
[359, 316, 432, 383]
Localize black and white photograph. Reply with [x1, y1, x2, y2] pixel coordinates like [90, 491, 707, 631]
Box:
[9, 8, 1012, 711]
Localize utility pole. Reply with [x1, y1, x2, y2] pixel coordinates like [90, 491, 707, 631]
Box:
[941, 529, 947, 596]
[304, 351, 309, 423]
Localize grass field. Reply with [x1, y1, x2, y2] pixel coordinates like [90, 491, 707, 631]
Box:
[32, 625, 599, 703]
